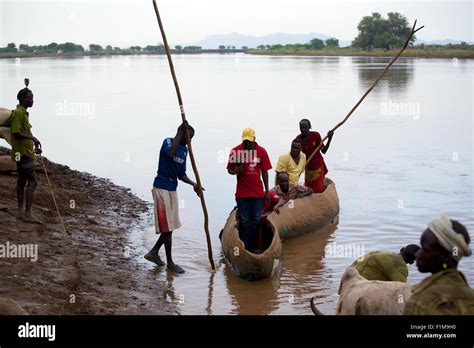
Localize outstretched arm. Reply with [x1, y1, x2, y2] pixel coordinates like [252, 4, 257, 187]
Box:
[321, 130, 334, 154]
[298, 187, 313, 198]
[179, 174, 204, 197]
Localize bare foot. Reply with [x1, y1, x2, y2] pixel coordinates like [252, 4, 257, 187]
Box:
[16, 211, 24, 221]
[23, 215, 40, 224]
[144, 253, 165, 266]
[167, 262, 185, 274]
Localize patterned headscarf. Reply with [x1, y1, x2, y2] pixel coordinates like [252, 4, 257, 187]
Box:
[428, 215, 471, 261]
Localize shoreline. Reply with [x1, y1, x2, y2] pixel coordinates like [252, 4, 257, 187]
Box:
[1, 49, 472, 61]
[0, 147, 176, 315]
[0, 50, 245, 60]
[247, 48, 474, 59]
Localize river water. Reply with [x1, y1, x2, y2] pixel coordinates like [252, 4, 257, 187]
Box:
[0, 54, 472, 314]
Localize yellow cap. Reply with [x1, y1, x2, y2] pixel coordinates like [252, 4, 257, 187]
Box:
[242, 128, 256, 142]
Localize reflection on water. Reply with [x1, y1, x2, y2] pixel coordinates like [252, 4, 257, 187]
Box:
[1, 54, 472, 315]
[356, 57, 415, 92]
[224, 264, 280, 315]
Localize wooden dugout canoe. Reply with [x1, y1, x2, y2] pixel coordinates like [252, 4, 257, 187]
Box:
[268, 177, 340, 241]
[220, 178, 338, 280]
[0, 107, 12, 145]
[220, 209, 282, 281]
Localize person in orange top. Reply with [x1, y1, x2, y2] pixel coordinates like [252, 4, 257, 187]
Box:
[296, 119, 334, 193]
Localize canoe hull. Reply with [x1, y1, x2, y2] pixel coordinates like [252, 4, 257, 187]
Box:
[221, 210, 282, 281]
[269, 178, 340, 241]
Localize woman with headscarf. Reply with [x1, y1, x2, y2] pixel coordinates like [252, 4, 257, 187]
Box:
[404, 216, 474, 315]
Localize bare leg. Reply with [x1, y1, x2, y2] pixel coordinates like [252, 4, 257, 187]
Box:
[164, 232, 184, 273]
[150, 232, 166, 254]
[144, 233, 166, 266]
[24, 169, 37, 219]
[16, 171, 27, 220]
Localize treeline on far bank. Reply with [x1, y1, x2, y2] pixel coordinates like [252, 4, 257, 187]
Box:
[0, 42, 245, 58]
[249, 12, 474, 58]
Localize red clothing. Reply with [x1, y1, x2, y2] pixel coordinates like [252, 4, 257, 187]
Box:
[296, 131, 328, 193]
[261, 191, 280, 222]
[296, 131, 328, 172]
[227, 143, 272, 198]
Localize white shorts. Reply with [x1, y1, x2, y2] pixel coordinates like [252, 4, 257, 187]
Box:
[152, 187, 181, 233]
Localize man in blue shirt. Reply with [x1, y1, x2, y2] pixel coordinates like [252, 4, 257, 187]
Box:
[145, 122, 204, 273]
[145, 121, 202, 274]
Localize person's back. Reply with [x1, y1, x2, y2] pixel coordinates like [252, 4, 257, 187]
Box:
[404, 268, 474, 315]
[354, 251, 408, 282]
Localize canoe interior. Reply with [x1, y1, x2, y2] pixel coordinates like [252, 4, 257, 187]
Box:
[220, 209, 282, 281]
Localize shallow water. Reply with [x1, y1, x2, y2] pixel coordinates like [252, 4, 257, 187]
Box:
[1, 54, 472, 314]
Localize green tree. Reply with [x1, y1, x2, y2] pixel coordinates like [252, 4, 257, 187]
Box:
[7, 43, 17, 52]
[218, 45, 226, 50]
[386, 12, 411, 47]
[19, 44, 31, 52]
[60, 42, 84, 53]
[325, 38, 339, 48]
[47, 42, 58, 52]
[352, 12, 413, 50]
[175, 45, 182, 50]
[89, 44, 104, 52]
[241, 46, 249, 50]
[309, 38, 325, 50]
[257, 45, 266, 50]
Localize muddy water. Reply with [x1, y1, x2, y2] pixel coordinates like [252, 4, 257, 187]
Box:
[0, 54, 472, 314]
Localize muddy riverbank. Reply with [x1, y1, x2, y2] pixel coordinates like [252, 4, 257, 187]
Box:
[0, 147, 176, 314]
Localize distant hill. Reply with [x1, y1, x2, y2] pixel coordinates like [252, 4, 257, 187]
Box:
[193, 32, 352, 49]
[190, 32, 471, 49]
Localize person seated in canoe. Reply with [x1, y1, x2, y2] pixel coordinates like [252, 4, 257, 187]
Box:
[227, 128, 272, 252]
[275, 138, 306, 186]
[351, 244, 420, 282]
[296, 118, 334, 193]
[271, 172, 312, 213]
[261, 190, 280, 223]
[404, 216, 474, 315]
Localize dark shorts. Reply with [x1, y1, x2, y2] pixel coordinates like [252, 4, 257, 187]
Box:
[16, 155, 36, 175]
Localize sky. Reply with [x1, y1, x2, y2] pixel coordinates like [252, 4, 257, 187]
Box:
[0, 0, 473, 47]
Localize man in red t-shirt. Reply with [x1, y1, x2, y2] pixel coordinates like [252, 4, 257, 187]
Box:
[227, 128, 272, 252]
[296, 119, 334, 193]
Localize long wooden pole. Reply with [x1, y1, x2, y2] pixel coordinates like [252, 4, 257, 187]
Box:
[152, 0, 215, 271]
[306, 20, 424, 164]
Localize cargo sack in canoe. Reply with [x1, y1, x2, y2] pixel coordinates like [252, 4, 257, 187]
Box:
[0, 107, 12, 145]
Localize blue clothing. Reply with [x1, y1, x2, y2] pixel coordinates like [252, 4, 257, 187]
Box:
[237, 197, 263, 251]
[153, 138, 187, 191]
